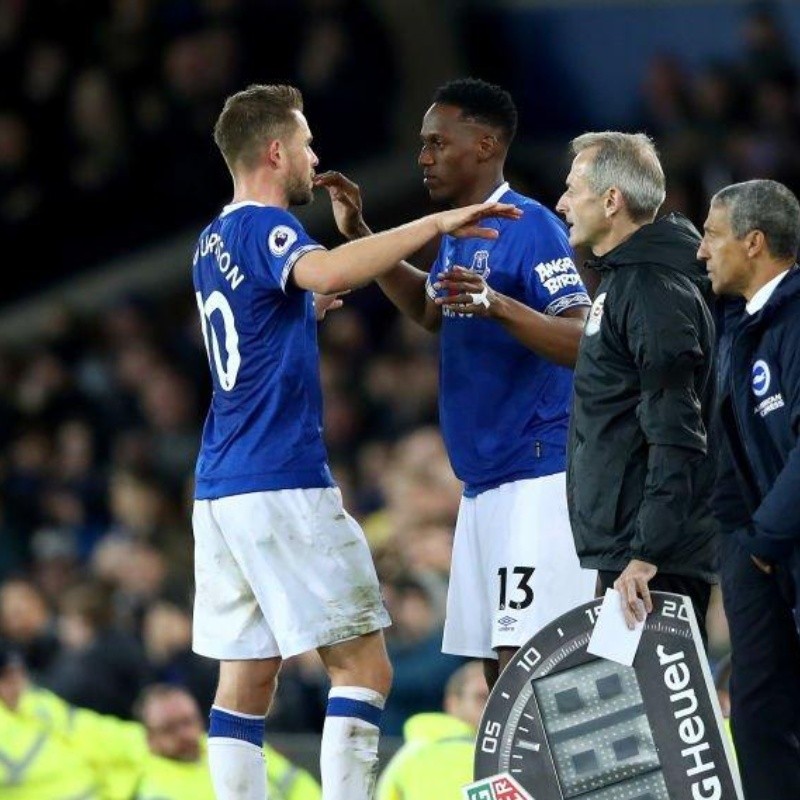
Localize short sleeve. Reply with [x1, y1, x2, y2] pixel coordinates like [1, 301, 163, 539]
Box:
[249, 208, 324, 293]
[523, 212, 591, 315]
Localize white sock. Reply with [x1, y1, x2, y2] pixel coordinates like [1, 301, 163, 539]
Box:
[208, 706, 267, 800]
[321, 686, 385, 800]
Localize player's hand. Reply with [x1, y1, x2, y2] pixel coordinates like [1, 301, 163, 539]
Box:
[433, 202, 522, 238]
[313, 171, 369, 240]
[613, 559, 658, 630]
[750, 555, 774, 575]
[433, 266, 500, 317]
[313, 291, 348, 321]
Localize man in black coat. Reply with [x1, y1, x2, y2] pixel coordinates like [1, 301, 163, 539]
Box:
[556, 132, 717, 636]
[697, 178, 800, 800]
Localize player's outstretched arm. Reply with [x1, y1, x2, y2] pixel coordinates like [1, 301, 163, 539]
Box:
[291, 202, 521, 296]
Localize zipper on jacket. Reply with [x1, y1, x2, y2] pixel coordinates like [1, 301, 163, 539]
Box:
[535, 441, 542, 458]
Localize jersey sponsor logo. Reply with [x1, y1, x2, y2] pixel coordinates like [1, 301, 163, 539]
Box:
[462, 772, 533, 800]
[751, 359, 770, 397]
[268, 225, 297, 257]
[585, 292, 607, 336]
[755, 392, 785, 418]
[534, 256, 578, 295]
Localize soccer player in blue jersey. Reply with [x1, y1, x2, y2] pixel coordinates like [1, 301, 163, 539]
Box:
[316, 78, 597, 689]
[191, 83, 521, 800]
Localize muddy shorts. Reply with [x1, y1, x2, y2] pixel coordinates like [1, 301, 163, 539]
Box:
[192, 487, 390, 659]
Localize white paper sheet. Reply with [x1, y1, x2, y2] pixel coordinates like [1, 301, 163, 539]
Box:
[586, 588, 646, 666]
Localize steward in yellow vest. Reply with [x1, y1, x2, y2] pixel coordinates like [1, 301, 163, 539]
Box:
[376, 661, 488, 800]
[135, 738, 320, 800]
[376, 712, 474, 800]
[133, 684, 321, 800]
[18, 684, 148, 800]
[0, 643, 99, 799]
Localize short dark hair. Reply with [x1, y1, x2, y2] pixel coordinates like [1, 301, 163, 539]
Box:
[213, 84, 304, 172]
[712, 179, 800, 260]
[134, 683, 194, 724]
[432, 78, 517, 144]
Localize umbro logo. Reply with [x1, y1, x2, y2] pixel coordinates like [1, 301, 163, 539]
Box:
[498, 615, 518, 627]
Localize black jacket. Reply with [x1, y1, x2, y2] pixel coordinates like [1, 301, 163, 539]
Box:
[719, 266, 800, 562]
[567, 213, 717, 581]
[709, 295, 751, 535]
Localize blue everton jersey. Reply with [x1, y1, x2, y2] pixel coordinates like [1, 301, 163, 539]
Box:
[192, 201, 334, 499]
[429, 184, 590, 496]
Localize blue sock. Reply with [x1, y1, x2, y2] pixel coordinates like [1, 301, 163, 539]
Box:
[209, 705, 265, 746]
[207, 706, 266, 800]
[321, 686, 385, 800]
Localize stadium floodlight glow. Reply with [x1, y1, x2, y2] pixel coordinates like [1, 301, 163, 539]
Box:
[471, 592, 742, 800]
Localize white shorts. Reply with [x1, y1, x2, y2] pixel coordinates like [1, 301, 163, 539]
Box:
[442, 473, 596, 659]
[192, 487, 391, 660]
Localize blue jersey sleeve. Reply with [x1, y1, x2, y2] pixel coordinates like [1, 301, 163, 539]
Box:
[248, 208, 324, 293]
[426, 243, 448, 301]
[523, 211, 591, 315]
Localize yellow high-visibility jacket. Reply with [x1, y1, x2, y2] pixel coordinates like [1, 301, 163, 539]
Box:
[376, 712, 475, 800]
[18, 685, 148, 800]
[0, 701, 99, 799]
[134, 738, 321, 800]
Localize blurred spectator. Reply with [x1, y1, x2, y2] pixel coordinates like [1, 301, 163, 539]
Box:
[141, 599, 217, 715]
[0, 578, 60, 678]
[44, 580, 150, 718]
[376, 660, 486, 800]
[0, 639, 100, 799]
[381, 574, 466, 736]
[738, 2, 797, 89]
[294, 0, 397, 164]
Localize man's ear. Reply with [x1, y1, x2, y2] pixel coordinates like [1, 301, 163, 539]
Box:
[265, 139, 282, 170]
[604, 186, 624, 219]
[477, 134, 500, 163]
[745, 229, 766, 259]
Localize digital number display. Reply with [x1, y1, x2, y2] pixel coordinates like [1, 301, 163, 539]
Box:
[533, 660, 669, 799]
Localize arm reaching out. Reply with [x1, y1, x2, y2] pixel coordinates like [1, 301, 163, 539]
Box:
[291, 194, 521, 295]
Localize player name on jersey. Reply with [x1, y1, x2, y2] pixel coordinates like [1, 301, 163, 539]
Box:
[473, 593, 742, 800]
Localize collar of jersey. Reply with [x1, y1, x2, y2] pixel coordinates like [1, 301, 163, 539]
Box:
[484, 181, 510, 203]
[220, 200, 266, 217]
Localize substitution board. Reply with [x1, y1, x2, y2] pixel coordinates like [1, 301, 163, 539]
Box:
[471, 592, 742, 800]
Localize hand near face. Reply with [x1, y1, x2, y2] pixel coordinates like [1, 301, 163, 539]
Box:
[314, 170, 367, 240]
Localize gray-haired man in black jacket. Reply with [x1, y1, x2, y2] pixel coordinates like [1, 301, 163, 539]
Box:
[556, 132, 717, 637]
[698, 178, 800, 800]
